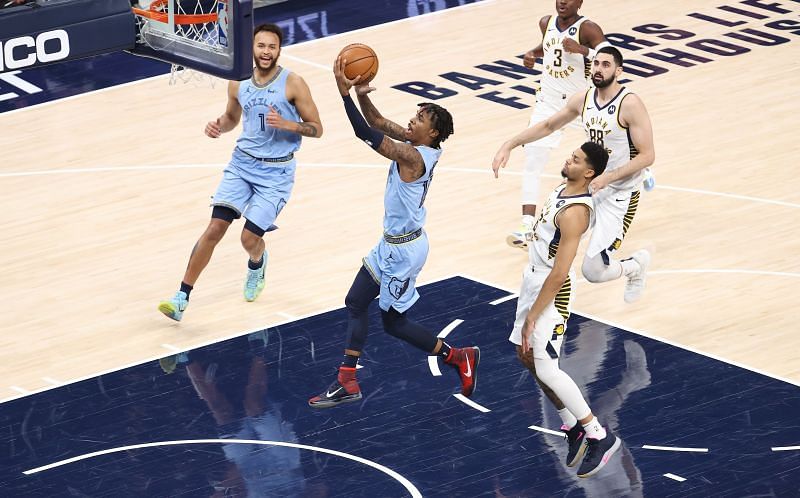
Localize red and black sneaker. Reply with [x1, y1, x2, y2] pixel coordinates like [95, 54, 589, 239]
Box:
[445, 346, 480, 397]
[308, 367, 363, 409]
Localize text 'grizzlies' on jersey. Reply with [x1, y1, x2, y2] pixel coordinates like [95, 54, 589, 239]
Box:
[383, 145, 442, 236]
[581, 87, 643, 191]
[236, 67, 302, 159]
[529, 184, 594, 269]
[541, 16, 590, 98]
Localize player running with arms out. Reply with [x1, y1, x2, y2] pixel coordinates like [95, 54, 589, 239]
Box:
[158, 24, 323, 321]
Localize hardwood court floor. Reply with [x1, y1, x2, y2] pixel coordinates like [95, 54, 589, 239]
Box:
[0, 0, 798, 398]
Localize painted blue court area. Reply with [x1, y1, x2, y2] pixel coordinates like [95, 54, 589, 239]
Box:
[1, 276, 798, 496]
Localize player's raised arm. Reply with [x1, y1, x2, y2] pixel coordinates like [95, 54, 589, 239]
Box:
[491, 91, 584, 177]
[206, 81, 242, 137]
[355, 87, 407, 142]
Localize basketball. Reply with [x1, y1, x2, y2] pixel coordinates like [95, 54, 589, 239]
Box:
[338, 43, 379, 84]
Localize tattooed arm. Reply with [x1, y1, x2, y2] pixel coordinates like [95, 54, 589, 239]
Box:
[267, 72, 323, 138]
[355, 89, 407, 142]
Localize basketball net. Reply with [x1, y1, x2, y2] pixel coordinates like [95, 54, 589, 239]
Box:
[133, 0, 229, 87]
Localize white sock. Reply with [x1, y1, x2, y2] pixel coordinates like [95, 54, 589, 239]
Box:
[558, 408, 578, 429]
[582, 416, 607, 440]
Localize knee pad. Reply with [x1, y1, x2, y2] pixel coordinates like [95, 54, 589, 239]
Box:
[581, 254, 607, 283]
[243, 219, 266, 238]
[211, 205, 239, 223]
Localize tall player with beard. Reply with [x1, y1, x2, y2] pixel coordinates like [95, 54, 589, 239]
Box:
[493, 46, 655, 304]
[158, 24, 323, 321]
[506, 0, 608, 250]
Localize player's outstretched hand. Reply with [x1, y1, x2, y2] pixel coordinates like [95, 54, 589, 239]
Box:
[205, 118, 222, 138]
[523, 49, 537, 69]
[333, 56, 362, 96]
[589, 172, 612, 194]
[492, 142, 513, 178]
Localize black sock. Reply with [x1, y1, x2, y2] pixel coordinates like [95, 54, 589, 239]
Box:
[180, 281, 193, 299]
[438, 342, 452, 359]
[248, 256, 264, 270]
[341, 354, 359, 369]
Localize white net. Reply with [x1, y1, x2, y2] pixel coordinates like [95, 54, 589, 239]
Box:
[133, 0, 233, 85]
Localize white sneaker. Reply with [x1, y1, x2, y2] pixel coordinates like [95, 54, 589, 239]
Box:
[624, 249, 651, 303]
[506, 218, 535, 250]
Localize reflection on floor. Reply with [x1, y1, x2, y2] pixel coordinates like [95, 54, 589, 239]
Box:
[1, 276, 798, 496]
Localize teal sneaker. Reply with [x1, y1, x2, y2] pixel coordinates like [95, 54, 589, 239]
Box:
[158, 290, 188, 321]
[244, 252, 267, 302]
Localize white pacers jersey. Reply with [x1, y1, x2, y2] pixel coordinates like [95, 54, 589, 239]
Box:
[581, 87, 644, 191]
[540, 16, 591, 98]
[530, 184, 594, 269]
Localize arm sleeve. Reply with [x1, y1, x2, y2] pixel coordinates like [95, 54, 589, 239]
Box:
[342, 94, 385, 151]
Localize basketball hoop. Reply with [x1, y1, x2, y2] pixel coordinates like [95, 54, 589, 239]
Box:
[132, 0, 235, 86]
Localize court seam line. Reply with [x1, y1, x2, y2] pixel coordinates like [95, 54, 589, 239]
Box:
[21, 438, 422, 497]
[2, 162, 797, 210]
[0, 0, 494, 117]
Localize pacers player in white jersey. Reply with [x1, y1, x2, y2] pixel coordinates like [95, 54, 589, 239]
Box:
[158, 24, 323, 321]
[511, 142, 621, 478]
[508, 0, 608, 250]
[493, 46, 655, 304]
[309, 56, 479, 408]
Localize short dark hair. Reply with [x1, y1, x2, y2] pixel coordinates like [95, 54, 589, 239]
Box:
[581, 141, 608, 177]
[597, 46, 623, 66]
[254, 23, 284, 46]
[418, 102, 454, 149]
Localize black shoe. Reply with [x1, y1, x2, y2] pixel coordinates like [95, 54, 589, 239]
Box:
[563, 423, 588, 467]
[308, 378, 362, 409]
[577, 432, 621, 478]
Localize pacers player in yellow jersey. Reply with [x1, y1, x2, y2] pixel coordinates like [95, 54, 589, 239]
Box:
[508, 0, 609, 250]
[511, 142, 621, 477]
[493, 46, 655, 304]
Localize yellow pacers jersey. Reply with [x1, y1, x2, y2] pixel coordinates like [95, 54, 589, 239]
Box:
[530, 184, 594, 269]
[540, 16, 591, 98]
[581, 87, 644, 191]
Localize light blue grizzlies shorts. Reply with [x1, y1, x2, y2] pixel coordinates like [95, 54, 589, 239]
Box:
[362, 230, 429, 313]
[211, 148, 296, 232]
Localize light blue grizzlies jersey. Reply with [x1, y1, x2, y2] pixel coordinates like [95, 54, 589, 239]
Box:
[236, 67, 302, 158]
[383, 145, 442, 235]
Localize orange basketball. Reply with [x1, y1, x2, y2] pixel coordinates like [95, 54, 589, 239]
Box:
[339, 43, 379, 84]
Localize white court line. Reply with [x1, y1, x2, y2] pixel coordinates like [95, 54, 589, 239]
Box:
[528, 424, 564, 437]
[3, 161, 797, 211]
[642, 445, 708, 453]
[489, 293, 518, 305]
[428, 356, 442, 377]
[161, 344, 181, 353]
[649, 269, 800, 279]
[453, 394, 491, 413]
[41, 377, 61, 386]
[459, 273, 800, 388]
[21, 439, 422, 497]
[10, 386, 30, 394]
[280, 53, 330, 71]
[437, 319, 464, 339]
[664, 473, 687, 482]
[276, 311, 297, 320]
[772, 446, 800, 451]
